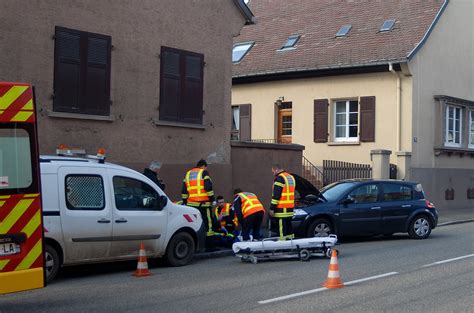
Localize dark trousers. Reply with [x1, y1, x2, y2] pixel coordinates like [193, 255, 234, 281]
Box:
[273, 217, 294, 240]
[242, 211, 264, 241]
[191, 205, 218, 250]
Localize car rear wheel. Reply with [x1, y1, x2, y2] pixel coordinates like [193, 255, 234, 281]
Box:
[165, 232, 195, 266]
[45, 244, 60, 283]
[408, 215, 432, 239]
[307, 218, 334, 238]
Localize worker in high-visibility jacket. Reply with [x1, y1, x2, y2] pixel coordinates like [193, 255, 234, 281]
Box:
[214, 196, 239, 233]
[269, 164, 296, 240]
[181, 159, 217, 251]
[232, 189, 265, 241]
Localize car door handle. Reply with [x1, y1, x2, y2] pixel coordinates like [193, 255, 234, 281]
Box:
[370, 206, 381, 210]
[115, 219, 128, 223]
[97, 219, 111, 224]
[401, 204, 412, 208]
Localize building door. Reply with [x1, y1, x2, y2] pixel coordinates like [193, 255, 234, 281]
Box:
[278, 102, 292, 143]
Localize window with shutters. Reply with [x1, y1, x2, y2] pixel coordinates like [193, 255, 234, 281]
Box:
[53, 27, 111, 116]
[159, 47, 204, 124]
[231, 106, 240, 141]
[334, 100, 358, 142]
[445, 105, 462, 147]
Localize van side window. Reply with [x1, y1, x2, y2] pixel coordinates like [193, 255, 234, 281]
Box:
[382, 184, 413, 201]
[113, 176, 159, 211]
[65, 175, 105, 210]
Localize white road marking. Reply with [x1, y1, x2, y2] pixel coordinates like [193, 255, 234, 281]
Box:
[258, 272, 399, 305]
[422, 254, 474, 267]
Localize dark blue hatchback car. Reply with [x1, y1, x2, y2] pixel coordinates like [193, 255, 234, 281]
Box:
[292, 176, 438, 239]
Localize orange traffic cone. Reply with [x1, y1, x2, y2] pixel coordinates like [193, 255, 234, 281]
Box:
[133, 243, 152, 277]
[323, 249, 344, 288]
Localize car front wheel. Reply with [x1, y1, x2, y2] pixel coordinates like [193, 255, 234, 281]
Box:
[165, 232, 195, 266]
[44, 244, 60, 283]
[307, 218, 334, 238]
[408, 215, 432, 239]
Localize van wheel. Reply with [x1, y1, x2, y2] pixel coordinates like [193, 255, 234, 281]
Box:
[165, 232, 195, 266]
[45, 244, 60, 283]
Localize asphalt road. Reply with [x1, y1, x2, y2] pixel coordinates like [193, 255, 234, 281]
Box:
[1, 222, 473, 313]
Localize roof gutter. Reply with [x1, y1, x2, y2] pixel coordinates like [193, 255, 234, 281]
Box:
[407, 0, 449, 60]
[233, 0, 255, 25]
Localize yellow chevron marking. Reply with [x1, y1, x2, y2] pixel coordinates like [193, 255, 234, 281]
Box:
[0, 260, 10, 271]
[0, 85, 28, 110]
[11, 111, 33, 122]
[0, 196, 11, 199]
[16, 239, 42, 271]
[21, 210, 41, 238]
[0, 201, 5, 207]
[23, 194, 40, 198]
[22, 99, 33, 110]
[0, 199, 34, 234]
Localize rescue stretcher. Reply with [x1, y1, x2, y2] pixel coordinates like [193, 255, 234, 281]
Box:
[232, 235, 338, 264]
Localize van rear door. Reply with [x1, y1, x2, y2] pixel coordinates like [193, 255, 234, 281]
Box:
[58, 167, 112, 262]
[107, 169, 167, 258]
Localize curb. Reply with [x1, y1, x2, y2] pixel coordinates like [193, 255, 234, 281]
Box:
[194, 249, 234, 260]
[437, 218, 474, 227]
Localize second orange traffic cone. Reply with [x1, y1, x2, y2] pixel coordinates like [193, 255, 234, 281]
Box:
[133, 243, 152, 277]
[323, 249, 344, 288]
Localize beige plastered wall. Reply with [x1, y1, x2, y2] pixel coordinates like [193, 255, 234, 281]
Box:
[232, 72, 413, 167]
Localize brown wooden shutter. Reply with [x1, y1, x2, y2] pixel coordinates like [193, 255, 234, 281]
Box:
[159, 48, 181, 121]
[239, 104, 251, 141]
[360, 96, 376, 142]
[54, 28, 81, 113]
[83, 34, 111, 115]
[314, 99, 328, 143]
[181, 53, 203, 124]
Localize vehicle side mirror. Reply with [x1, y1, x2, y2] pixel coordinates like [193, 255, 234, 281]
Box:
[156, 195, 168, 210]
[341, 196, 355, 205]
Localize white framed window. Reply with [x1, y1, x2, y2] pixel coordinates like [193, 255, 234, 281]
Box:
[469, 110, 474, 149]
[334, 100, 358, 142]
[232, 42, 254, 63]
[445, 105, 462, 147]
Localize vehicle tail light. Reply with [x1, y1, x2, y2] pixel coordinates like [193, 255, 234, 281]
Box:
[425, 200, 434, 208]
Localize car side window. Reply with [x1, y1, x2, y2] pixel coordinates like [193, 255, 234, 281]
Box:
[382, 184, 413, 201]
[65, 175, 105, 210]
[348, 184, 379, 204]
[113, 176, 159, 211]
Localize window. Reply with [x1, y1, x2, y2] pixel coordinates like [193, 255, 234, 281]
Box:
[382, 184, 412, 202]
[336, 25, 352, 37]
[348, 184, 379, 203]
[65, 175, 105, 210]
[159, 47, 204, 124]
[445, 105, 462, 147]
[0, 128, 32, 190]
[232, 42, 254, 63]
[278, 102, 292, 143]
[335, 100, 358, 142]
[113, 176, 160, 211]
[281, 35, 300, 49]
[231, 106, 240, 141]
[469, 111, 474, 148]
[54, 27, 111, 116]
[380, 19, 396, 32]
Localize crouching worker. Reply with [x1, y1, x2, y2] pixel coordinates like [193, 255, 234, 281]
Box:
[232, 189, 265, 241]
[213, 196, 239, 247]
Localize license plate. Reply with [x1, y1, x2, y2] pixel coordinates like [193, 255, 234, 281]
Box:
[0, 242, 20, 256]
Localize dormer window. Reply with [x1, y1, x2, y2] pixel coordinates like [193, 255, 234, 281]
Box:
[281, 35, 300, 49]
[380, 19, 396, 32]
[336, 25, 352, 37]
[232, 42, 254, 63]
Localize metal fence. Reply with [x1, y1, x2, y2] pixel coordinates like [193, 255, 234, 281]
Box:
[302, 156, 325, 189]
[323, 160, 372, 185]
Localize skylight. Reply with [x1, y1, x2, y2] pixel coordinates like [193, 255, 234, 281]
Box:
[336, 25, 352, 37]
[232, 42, 254, 63]
[281, 35, 300, 49]
[380, 19, 396, 32]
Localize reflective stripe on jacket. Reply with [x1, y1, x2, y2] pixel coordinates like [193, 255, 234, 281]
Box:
[271, 171, 295, 218]
[238, 192, 265, 219]
[184, 168, 211, 204]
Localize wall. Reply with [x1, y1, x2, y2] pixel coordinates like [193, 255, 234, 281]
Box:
[409, 0, 473, 209]
[232, 71, 413, 166]
[0, 0, 246, 189]
[230, 141, 303, 208]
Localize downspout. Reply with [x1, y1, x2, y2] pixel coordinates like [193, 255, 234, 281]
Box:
[389, 63, 402, 152]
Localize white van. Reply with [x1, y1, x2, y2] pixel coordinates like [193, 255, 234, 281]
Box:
[40, 155, 204, 282]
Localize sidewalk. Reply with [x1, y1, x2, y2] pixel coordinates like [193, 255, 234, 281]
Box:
[195, 207, 473, 260]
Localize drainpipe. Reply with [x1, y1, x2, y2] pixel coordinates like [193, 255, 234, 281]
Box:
[389, 63, 402, 152]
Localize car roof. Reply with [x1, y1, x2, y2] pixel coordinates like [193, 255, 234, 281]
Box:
[334, 179, 419, 185]
[39, 155, 134, 172]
